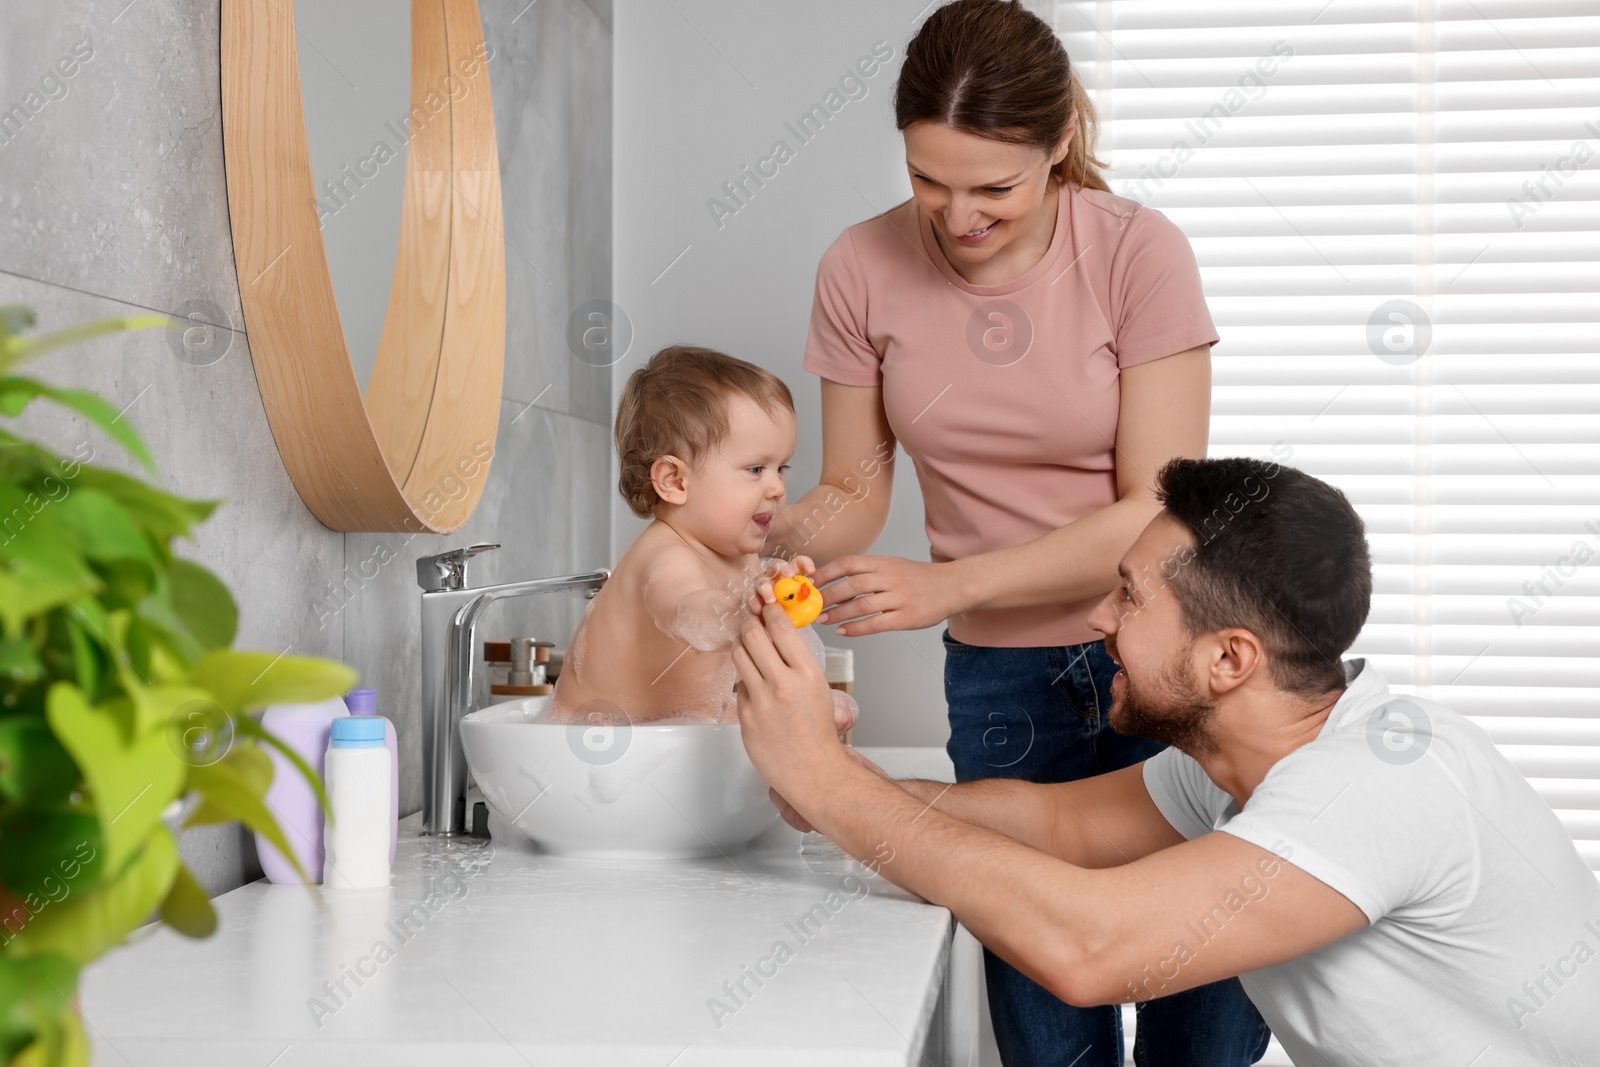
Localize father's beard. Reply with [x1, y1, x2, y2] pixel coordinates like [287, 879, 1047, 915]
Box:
[1107, 639, 1219, 758]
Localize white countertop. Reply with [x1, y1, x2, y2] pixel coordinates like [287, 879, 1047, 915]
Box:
[81, 747, 974, 1066]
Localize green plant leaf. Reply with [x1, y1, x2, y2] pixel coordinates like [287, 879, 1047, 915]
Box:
[44, 683, 184, 876]
[0, 952, 78, 1066]
[225, 738, 272, 793]
[0, 304, 38, 338]
[236, 714, 332, 821]
[42, 600, 113, 701]
[9, 1008, 88, 1067]
[0, 378, 155, 473]
[0, 719, 80, 804]
[137, 559, 237, 666]
[158, 862, 216, 938]
[0, 435, 69, 484]
[0, 484, 90, 571]
[6, 822, 180, 967]
[185, 746, 311, 884]
[189, 649, 356, 717]
[67, 464, 218, 543]
[132, 596, 203, 666]
[0, 570, 93, 642]
[0, 382, 31, 416]
[0, 311, 169, 380]
[94, 561, 154, 615]
[165, 558, 238, 651]
[0, 484, 101, 638]
[0, 807, 103, 897]
[53, 487, 156, 567]
[62, 614, 101, 698]
[0, 634, 44, 680]
[119, 682, 218, 743]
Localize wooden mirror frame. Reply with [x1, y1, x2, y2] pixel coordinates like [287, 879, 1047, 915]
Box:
[220, 0, 504, 533]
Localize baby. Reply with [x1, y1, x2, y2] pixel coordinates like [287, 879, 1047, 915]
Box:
[548, 344, 858, 735]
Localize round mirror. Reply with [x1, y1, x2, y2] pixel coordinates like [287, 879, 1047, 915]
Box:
[294, 0, 410, 394]
[221, 0, 504, 534]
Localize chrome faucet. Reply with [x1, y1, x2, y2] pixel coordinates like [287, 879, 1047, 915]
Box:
[416, 543, 609, 835]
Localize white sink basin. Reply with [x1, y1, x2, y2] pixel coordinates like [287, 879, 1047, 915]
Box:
[459, 696, 780, 858]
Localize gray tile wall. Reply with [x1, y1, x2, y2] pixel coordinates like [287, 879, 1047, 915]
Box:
[0, 0, 613, 896]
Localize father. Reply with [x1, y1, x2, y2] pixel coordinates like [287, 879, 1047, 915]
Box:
[734, 457, 1600, 1064]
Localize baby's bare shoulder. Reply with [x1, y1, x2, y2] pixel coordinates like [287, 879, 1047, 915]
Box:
[619, 528, 714, 591]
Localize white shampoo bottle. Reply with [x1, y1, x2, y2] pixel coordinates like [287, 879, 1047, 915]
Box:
[323, 716, 392, 889]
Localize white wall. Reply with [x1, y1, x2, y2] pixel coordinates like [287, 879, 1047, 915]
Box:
[613, 0, 957, 747]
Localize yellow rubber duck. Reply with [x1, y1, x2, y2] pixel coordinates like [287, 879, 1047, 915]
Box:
[772, 574, 823, 628]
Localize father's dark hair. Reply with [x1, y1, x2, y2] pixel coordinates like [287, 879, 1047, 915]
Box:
[1155, 457, 1372, 696]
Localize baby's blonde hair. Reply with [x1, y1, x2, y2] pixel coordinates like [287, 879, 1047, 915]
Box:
[615, 345, 794, 519]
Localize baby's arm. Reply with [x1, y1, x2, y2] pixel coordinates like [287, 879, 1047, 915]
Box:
[642, 547, 744, 652]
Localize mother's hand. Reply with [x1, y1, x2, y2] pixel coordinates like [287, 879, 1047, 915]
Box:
[810, 554, 965, 637]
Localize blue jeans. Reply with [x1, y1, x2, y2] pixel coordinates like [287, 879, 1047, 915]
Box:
[942, 628, 1271, 1067]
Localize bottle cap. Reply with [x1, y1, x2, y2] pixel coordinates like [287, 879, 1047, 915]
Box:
[330, 716, 386, 746]
[345, 688, 377, 715]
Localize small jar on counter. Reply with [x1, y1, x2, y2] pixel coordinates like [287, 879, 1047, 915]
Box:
[484, 637, 555, 704]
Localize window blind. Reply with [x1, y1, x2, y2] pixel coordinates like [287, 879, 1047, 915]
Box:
[1050, 0, 1600, 872]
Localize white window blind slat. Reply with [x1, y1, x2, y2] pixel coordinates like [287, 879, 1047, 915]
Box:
[1054, 0, 1600, 868]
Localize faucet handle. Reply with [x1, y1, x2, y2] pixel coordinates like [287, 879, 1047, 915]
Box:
[416, 543, 501, 592]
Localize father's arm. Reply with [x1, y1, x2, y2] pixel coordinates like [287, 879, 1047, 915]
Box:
[735, 602, 1369, 1007]
[800, 753, 1368, 1006]
[774, 761, 1187, 870]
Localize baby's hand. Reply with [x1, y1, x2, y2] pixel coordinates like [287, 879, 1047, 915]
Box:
[754, 554, 816, 608]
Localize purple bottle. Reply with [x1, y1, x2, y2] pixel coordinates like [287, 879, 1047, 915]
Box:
[256, 697, 349, 885]
[344, 688, 398, 865]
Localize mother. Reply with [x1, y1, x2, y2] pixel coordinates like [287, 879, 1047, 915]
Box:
[764, 2, 1270, 1065]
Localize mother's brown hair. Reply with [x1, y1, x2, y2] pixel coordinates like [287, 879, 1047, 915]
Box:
[894, 0, 1108, 193]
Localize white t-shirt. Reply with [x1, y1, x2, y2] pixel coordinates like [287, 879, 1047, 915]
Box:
[1143, 658, 1600, 1066]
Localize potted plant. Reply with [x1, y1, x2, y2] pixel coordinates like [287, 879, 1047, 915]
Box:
[0, 307, 356, 1066]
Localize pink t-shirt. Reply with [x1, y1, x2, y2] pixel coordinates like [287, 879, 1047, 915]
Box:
[802, 181, 1217, 648]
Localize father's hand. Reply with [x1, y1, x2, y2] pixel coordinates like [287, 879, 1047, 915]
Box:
[810, 555, 964, 637]
[768, 745, 892, 833]
[732, 600, 844, 797]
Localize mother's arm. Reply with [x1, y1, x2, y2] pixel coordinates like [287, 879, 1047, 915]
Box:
[764, 379, 897, 564]
[818, 345, 1210, 636]
[952, 343, 1211, 611]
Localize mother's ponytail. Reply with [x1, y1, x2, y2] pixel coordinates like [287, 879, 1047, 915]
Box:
[1060, 67, 1109, 192]
[895, 0, 1109, 193]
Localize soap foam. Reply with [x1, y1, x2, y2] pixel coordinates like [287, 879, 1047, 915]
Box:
[640, 711, 728, 726]
[796, 624, 827, 670]
[544, 602, 842, 730]
[535, 697, 625, 726]
[566, 627, 587, 682]
[652, 653, 737, 724]
[669, 605, 738, 653]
